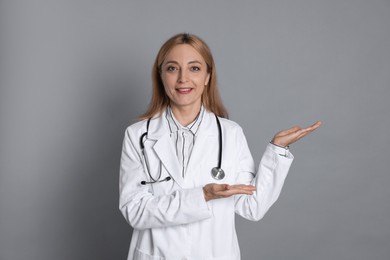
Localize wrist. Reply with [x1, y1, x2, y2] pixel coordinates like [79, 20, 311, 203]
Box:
[203, 186, 213, 202]
[270, 140, 289, 150]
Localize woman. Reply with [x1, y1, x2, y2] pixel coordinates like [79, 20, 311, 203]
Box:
[119, 33, 321, 260]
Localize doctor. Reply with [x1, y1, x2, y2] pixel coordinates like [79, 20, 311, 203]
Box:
[119, 33, 321, 260]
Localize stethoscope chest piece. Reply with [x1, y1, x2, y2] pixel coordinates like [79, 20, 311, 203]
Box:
[211, 167, 225, 180]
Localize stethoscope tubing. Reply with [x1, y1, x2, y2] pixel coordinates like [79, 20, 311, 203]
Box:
[140, 114, 224, 185]
[215, 114, 222, 169]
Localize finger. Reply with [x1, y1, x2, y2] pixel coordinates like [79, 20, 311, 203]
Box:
[276, 128, 311, 146]
[276, 126, 301, 137]
[310, 121, 322, 130]
[299, 122, 322, 136]
[293, 124, 321, 141]
[279, 121, 321, 137]
[218, 189, 254, 197]
[302, 121, 322, 132]
[225, 186, 256, 196]
[227, 184, 256, 191]
[215, 185, 255, 196]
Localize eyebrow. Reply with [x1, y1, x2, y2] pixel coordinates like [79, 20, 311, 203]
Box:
[164, 60, 203, 65]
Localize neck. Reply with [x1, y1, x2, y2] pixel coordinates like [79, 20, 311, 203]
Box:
[170, 104, 201, 126]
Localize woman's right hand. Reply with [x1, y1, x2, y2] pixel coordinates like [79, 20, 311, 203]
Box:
[203, 184, 256, 201]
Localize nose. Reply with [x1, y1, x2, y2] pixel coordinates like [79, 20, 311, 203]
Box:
[178, 69, 188, 83]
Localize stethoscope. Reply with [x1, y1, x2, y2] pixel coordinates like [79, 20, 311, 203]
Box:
[139, 114, 225, 185]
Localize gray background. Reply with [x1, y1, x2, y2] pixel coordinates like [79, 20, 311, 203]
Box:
[1, 0, 389, 259]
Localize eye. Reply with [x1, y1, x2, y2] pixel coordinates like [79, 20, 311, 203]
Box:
[166, 66, 178, 72]
[190, 66, 201, 71]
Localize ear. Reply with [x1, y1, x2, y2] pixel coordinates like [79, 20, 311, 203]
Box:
[205, 73, 211, 86]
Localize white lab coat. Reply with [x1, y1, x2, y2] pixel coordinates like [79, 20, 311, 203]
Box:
[119, 109, 293, 260]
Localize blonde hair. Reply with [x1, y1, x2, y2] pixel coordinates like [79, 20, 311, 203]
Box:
[139, 33, 228, 119]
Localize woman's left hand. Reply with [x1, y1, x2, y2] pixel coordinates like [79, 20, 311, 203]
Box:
[271, 121, 322, 148]
[203, 184, 256, 201]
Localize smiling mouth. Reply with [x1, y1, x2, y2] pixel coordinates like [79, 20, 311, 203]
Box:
[176, 88, 192, 94]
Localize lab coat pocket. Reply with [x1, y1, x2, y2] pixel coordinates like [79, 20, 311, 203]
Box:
[134, 248, 165, 260]
[148, 165, 176, 196]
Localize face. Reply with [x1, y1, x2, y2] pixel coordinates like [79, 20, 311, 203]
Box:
[160, 44, 210, 112]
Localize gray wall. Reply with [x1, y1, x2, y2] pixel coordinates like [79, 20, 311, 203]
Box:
[1, 1, 389, 259]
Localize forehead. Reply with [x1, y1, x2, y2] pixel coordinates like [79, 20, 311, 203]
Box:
[164, 44, 205, 63]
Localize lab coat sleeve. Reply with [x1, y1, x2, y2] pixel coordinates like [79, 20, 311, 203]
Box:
[119, 127, 212, 230]
[234, 129, 293, 221]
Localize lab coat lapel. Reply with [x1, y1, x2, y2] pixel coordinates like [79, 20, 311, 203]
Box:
[185, 111, 217, 179]
[147, 112, 186, 188]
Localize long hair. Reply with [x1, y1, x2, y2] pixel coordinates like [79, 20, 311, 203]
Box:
[139, 33, 228, 119]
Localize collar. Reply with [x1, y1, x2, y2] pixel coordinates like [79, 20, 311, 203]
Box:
[146, 106, 216, 140]
[165, 106, 205, 136]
